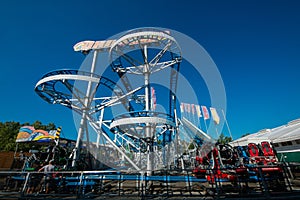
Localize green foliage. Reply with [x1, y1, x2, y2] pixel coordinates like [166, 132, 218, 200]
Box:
[217, 133, 233, 145]
[188, 142, 195, 150]
[0, 121, 56, 152]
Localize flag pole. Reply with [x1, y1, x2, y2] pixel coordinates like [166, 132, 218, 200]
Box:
[215, 126, 219, 138]
[221, 109, 233, 140]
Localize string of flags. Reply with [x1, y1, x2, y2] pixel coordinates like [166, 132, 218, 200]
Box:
[180, 102, 233, 140]
[180, 103, 220, 125]
[147, 87, 221, 127]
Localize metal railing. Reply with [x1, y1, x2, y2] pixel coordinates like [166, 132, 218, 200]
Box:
[0, 163, 299, 199]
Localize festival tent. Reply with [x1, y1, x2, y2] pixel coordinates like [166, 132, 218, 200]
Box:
[231, 119, 300, 146]
[229, 134, 270, 147]
[230, 119, 300, 162]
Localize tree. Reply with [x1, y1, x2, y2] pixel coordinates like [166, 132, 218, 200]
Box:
[0, 121, 20, 151]
[217, 133, 233, 145]
[32, 120, 56, 130]
[188, 142, 195, 150]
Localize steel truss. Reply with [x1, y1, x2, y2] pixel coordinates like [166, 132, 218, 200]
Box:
[35, 28, 186, 172]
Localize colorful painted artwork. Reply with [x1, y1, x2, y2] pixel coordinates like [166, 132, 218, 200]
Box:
[16, 126, 57, 143]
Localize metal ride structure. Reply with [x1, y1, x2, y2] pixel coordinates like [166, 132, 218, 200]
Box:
[109, 29, 182, 174]
[35, 28, 184, 172]
[34, 69, 132, 169]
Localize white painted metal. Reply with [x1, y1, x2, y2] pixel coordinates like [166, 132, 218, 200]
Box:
[110, 116, 176, 130]
[35, 74, 100, 88]
[73, 50, 98, 167]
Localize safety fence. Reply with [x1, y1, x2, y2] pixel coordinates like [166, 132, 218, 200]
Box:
[0, 163, 299, 199]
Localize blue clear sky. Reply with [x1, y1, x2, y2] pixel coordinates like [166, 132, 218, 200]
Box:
[0, 0, 299, 140]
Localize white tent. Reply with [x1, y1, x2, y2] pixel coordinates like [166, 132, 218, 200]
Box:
[232, 119, 300, 145]
[230, 119, 300, 162]
[230, 133, 270, 147]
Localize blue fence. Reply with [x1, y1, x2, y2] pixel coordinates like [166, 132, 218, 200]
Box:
[0, 164, 299, 199]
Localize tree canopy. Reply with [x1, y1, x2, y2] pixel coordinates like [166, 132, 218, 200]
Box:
[217, 133, 233, 145]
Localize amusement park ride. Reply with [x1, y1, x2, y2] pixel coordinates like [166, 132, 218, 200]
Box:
[23, 28, 295, 198]
[34, 28, 284, 175]
[35, 28, 183, 173]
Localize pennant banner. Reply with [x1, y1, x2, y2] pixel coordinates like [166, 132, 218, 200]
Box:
[180, 103, 184, 113]
[180, 103, 221, 126]
[184, 103, 188, 113]
[195, 105, 202, 118]
[210, 107, 220, 125]
[187, 103, 191, 113]
[191, 104, 195, 114]
[201, 105, 210, 120]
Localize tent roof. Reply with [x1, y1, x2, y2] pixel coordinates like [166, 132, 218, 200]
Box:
[232, 119, 300, 145]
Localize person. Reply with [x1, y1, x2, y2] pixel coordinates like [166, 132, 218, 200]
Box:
[38, 160, 56, 193]
[26, 161, 42, 194]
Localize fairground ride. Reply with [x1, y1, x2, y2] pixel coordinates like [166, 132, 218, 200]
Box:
[35, 28, 214, 173]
